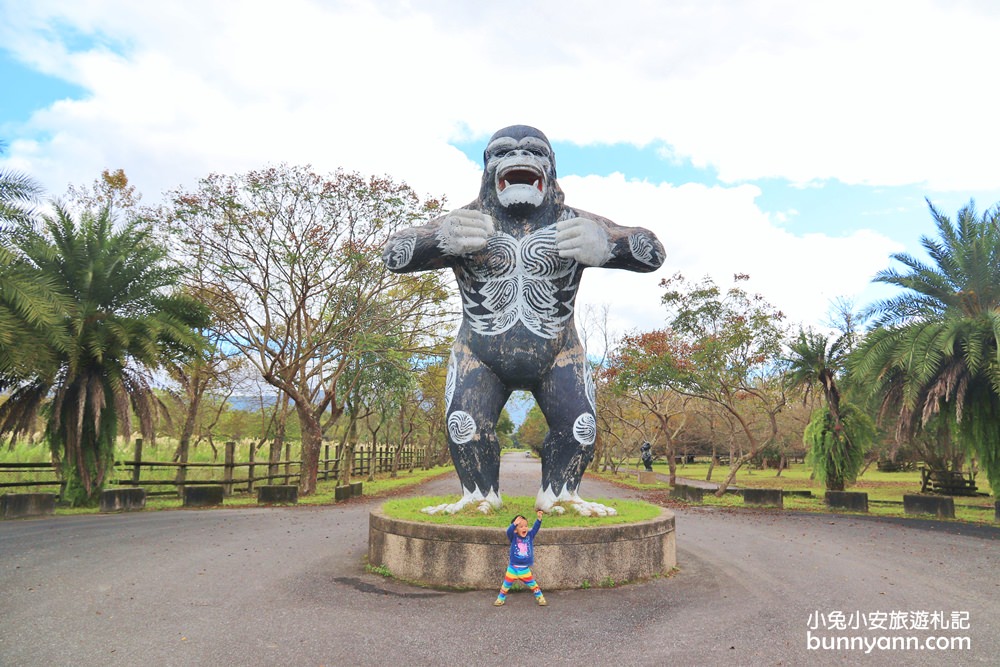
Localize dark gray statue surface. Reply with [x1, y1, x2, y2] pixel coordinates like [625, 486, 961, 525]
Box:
[640, 442, 654, 472]
[382, 125, 664, 515]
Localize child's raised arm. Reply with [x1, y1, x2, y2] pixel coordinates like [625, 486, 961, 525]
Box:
[529, 510, 543, 537]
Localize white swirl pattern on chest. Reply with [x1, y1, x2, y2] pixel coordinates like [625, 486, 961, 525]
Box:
[458, 226, 578, 339]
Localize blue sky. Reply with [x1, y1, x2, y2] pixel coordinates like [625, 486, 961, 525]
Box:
[456, 137, 1000, 238]
[3, 1, 1000, 341]
[0, 57, 83, 125]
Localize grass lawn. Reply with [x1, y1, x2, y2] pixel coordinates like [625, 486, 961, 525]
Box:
[45, 465, 456, 515]
[591, 459, 998, 526]
[380, 495, 661, 527]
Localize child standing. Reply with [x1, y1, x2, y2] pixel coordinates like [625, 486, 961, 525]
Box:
[494, 510, 547, 606]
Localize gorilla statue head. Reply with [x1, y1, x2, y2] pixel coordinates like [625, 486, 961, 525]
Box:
[478, 125, 565, 218]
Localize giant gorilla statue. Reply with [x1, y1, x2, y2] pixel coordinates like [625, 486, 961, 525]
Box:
[382, 125, 664, 515]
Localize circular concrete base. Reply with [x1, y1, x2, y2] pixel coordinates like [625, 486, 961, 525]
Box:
[367, 505, 676, 590]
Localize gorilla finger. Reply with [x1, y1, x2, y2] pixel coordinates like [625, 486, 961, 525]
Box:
[555, 229, 583, 243]
[456, 225, 490, 239]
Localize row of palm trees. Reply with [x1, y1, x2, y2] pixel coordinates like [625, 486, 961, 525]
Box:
[784, 201, 1000, 495]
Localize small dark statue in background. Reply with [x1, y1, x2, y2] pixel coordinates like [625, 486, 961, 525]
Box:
[640, 442, 654, 472]
[383, 125, 664, 515]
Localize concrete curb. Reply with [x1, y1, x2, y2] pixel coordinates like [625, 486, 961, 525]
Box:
[368, 505, 676, 590]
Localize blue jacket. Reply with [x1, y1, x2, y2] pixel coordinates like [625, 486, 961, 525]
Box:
[506, 519, 541, 567]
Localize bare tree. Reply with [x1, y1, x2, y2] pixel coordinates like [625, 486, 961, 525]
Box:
[163, 166, 450, 494]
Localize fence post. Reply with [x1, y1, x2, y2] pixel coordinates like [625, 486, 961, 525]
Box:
[247, 441, 256, 494]
[224, 441, 235, 496]
[268, 440, 279, 485]
[323, 443, 330, 481]
[284, 441, 291, 485]
[132, 438, 143, 486]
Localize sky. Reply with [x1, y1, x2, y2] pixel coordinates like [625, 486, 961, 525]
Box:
[3, 0, 1000, 347]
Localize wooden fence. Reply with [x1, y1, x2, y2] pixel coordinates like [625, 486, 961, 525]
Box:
[0, 440, 426, 497]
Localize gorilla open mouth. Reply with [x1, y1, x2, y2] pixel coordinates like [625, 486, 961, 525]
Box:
[496, 163, 545, 207]
[498, 165, 544, 193]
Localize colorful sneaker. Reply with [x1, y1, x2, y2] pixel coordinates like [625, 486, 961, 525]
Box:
[494, 597, 505, 606]
[536, 595, 547, 606]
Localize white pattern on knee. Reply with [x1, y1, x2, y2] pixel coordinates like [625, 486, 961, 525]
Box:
[572, 413, 596, 446]
[447, 410, 477, 444]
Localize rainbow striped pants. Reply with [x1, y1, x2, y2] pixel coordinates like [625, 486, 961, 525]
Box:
[497, 564, 543, 600]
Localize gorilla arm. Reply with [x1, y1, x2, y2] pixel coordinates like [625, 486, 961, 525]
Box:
[382, 209, 495, 273]
[555, 210, 665, 272]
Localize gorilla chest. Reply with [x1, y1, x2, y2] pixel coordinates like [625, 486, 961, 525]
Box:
[455, 226, 581, 341]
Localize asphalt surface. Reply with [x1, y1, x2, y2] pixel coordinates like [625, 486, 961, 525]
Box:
[1, 453, 998, 666]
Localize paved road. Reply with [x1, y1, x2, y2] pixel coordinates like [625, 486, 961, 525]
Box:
[1, 454, 997, 666]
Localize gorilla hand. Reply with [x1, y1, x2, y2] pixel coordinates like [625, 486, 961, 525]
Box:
[555, 217, 613, 267]
[436, 210, 495, 256]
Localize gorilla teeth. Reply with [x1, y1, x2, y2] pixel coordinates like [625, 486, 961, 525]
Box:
[500, 178, 542, 192]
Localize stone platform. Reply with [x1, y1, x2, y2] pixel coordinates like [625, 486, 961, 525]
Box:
[368, 505, 676, 590]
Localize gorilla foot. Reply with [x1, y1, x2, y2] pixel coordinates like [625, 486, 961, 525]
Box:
[422, 486, 501, 515]
[535, 485, 618, 517]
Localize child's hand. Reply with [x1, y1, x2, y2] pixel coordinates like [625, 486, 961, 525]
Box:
[536, 510, 544, 520]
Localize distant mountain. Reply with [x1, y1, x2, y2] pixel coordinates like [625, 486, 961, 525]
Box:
[226, 395, 278, 412]
[226, 391, 538, 427]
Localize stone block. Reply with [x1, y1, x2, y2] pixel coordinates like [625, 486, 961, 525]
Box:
[335, 485, 352, 501]
[99, 488, 146, 513]
[637, 471, 658, 485]
[825, 491, 868, 512]
[670, 484, 704, 502]
[995, 501, 999, 523]
[1, 493, 57, 519]
[182, 485, 224, 507]
[742, 488, 783, 508]
[257, 485, 298, 504]
[903, 494, 954, 519]
[350, 481, 363, 497]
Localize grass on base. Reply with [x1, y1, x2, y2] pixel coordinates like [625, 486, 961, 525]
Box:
[380, 495, 661, 527]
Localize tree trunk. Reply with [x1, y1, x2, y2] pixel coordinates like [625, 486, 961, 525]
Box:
[337, 412, 358, 487]
[174, 392, 201, 494]
[296, 403, 324, 495]
[715, 452, 753, 496]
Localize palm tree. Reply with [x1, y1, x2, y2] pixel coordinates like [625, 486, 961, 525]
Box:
[0, 140, 41, 226]
[0, 144, 70, 382]
[784, 329, 874, 491]
[851, 200, 1000, 493]
[784, 329, 850, 420]
[0, 204, 209, 505]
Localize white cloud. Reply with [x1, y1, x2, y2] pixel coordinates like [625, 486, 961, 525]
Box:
[0, 0, 981, 338]
[3, 0, 999, 196]
[560, 173, 902, 336]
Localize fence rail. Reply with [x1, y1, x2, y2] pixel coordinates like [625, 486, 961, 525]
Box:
[0, 440, 426, 497]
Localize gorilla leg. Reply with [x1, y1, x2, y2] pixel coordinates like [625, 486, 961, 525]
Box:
[533, 344, 616, 517]
[423, 343, 510, 515]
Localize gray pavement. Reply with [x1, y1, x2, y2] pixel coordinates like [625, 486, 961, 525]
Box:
[1, 453, 998, 666]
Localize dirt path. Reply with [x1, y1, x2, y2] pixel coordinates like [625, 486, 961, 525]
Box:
[1, 453, 997, 666]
